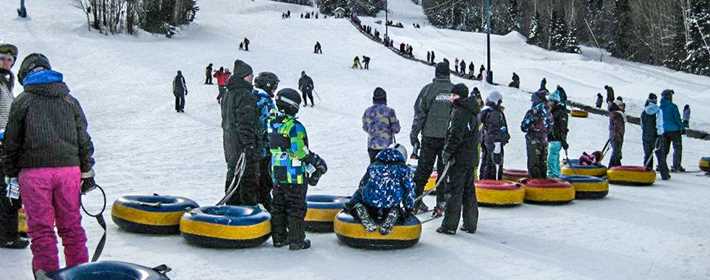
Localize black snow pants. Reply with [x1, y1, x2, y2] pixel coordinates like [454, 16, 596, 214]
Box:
[480, 143, 504, 180]
[302, 90, 314, 106]
[257, 156, 273, 211]
[608, 140, 623, 168]
[271, 183, 307, 245]
[223, 131, 258, 206]
[0, 148, 20, 242]
[661, 131, 683, 170]
[526, 136, 548, 179]
[642, 136, 657, 170]
[441, 140, 478, 232]
[174, 94, 185, 112]
[205, 74, 213, 84]
[413, 137, 446, 205]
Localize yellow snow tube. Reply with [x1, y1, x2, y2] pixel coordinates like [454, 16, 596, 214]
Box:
[180, 206, 271, 249]
[700, 157, 710, 172]
[570, 109, 589, 118]
[562, 160, 607, 177]
[522, 179, 575, 204]
[334, 211, 421, 250]
[607, 166, 656, 186]
[560, 175, 609, 199]
[475, 180, 525, 207]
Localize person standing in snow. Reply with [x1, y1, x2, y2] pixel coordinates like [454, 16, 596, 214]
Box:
[430, 51, 436, 64]
[410, 62, 454, 213]
[640, 94, 666, 178]
[546, 90, 569, 178]
[352, 56, 362, 69]
[454, 58, 459, 74]
[298, 71, 315, 107]
[595, 93, 604, 109]
[269, 89, 326, 250]
[682, 104, 690, 129]
[468, 62, 475, 77]
[459, 60, 466, 76]
[659, 89, 685, 172]
[0, 43, 28, 249]
[214, 67, 231, 104]
[438, 84, 479, 235]
[539, 78, 548, 91]
[4, 53, 96, 276]
[508, 72, 520, 88]
[345, 144, 414, 235]
[362, 56, 371, 70]
[172, 70, 187, 113]
[253, 72, 280, 211]
[478, 90, 510, 180]
[554, 85, 568, 105]
[243, 38, 250, 51]
[205, 63, 213, 85]
[604, 85, 615, 107]
[427, 52, 431, 64]
[314, 41, 322, 54]
[608, 99, 626, 167]
[521, 90, 553, 178]
[362, 87, 401, 163]
[221, 60, 259, 206]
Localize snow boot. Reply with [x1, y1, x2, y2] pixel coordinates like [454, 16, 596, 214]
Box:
[0, 238, 29, 249]
[460, 225, 477, 234]
[379, 209, 400, 235]
[272, 239, 288, 248]
[436, 226, 456, 235]
[289, 239, 311, 251]
[671, 166, 686, 173]
[354, 203, 377, 232]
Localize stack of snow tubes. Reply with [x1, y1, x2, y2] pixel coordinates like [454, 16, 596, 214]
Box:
[475, 180, 525, 206]
[570, 109, 589, 118]
[700, 157, 710, 172]
[502, 169, 528, 182]
[180, 205, 271, 248]
[111, 194, 199, 234]
[560, 175, 609, 199]
[334, 211, 421, 250]
[48, 261, 170, 280]
[607, 166, 656, 186]
[562, 159, 607, 177]
[305, 195, 351, 232]
[521, 178, 575, 204]
[18, 208, 27, 234]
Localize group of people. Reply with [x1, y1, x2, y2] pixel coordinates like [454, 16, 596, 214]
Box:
[425, 51, 436, 64]
[281, 10, 291, 19]
[300, 11, 320, 19]
[0, 44, 98, 278]
[238, 37, 250, 52]
[399, 43, 414, 57]
[352, 56, 371, 70]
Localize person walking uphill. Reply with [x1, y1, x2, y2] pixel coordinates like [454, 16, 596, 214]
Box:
[546, 90, 569, 178]
[268, 88, 327, 250]
[478, 90, 510, 180]
[521, 90, 553, 178]
[3, 53, 96, 277]
[173, 70, 187, 113]
[608, 99, 626, 167]
[253, 72, 280, 211]
[640, 94, 666, 178]
[0, 43, 28, 249]
[410, 62, 454, 213]
[298, 71, 315, 107]
[221, 60, 259, 206]
[214, 67, 231, 104]
[362, 87, 400, 163]
[438, 84, 480, 235]
[659, 89, 685, 172]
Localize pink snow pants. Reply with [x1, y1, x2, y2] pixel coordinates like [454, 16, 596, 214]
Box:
[19, 167, 88, 273]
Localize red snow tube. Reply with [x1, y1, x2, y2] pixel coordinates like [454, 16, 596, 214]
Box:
[475, 180, 525, 206]
[607, 166, 656, 186]
[521, 178, 575, 204]
[502, 169, 528, 182]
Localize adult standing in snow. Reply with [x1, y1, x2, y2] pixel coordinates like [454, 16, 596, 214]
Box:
[521, 90, 553, 179]
[426, 52, 431, 64]
[640, 94, 666, 178]
[352, 56, 362, 69]
[0, 43, 27, 249]
[459, 60, 466, 76]
[608, 99, 626, 167]
[362, 87, 401, 163]
[243, 38, 250, 51]
[595, 93, 604, 109]
[214, 67, 231, 104]
[604, 85, 615, 107]
[362, 56, 371, 70]
[682, 104, 690, 129]
[478, 91, 509, 180]
[539, 78, 548, 91]
[508, 72, 520, 88]
[410, 62, 454, 213]
[345, 144, 414, 235]
[659, 89, 685, 172]
[430, 51, 436, 64]
[298, 71, 315, 107]
[314, 41, 322, 54]
[253, 72, 279, 211]
[468, 62, 475, 76]
[4, 53, 96, 276]
[554, 85, 568, 105]
[172, 71, 187, 113]
[221, 60, 258, 206]
[546, 91, 569, 178]
[454, 58, 459, 74]
[438, 84, 479, 234]
[205, 63, 213, 85]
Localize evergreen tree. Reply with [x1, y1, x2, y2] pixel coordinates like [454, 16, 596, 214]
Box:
[664, 5, 688, 71]
[684, 0, 710, 76]
[528, 11, 542, 46]
[549, 10, 568, 51]
[506, 0, 521, 32]
[565, 25, 581, 53]
[611, 0, 633, 59]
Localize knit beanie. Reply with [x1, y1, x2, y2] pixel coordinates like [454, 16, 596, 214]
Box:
[452, 83, 469, 98]
[435, 62, 449, 77]
[233, 60, 253, 78]
[373, 87, 387, 103]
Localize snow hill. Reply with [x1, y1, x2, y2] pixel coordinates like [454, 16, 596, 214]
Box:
[2, 0, 709, 279]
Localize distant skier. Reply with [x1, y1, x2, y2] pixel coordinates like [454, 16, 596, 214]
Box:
[352, 56, 363, 69]
[205, 63, 213, 84]
[682, 104, 690, 129]
[595, 93, 604, 109]
[253, 72, 280, 211]
[438, 84, 479, 234]
[478, 90, 509, 180]
[547, 90, 569, 178]
[608, 99, 626, 167]
[659, 89, 684, 172]
[604, 85, 615, 107]
[214, 67, 231, 104]
[640, 93, 665, 178]
[314, 41, 322, 54]
[345, 144, 414, 234]
[173, 70, 187, 113]
[298, 71, 315, 107]
[521, 90, 553, 179]
[362, 87, 401, 162]
[508, 72, 520, 88]
[362, 56, 371, 70]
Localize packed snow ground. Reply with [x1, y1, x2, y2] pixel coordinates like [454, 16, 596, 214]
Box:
[1, 0, 710, 279]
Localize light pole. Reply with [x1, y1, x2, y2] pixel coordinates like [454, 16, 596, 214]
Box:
[385, 0, 389, 38]
[485, 0, 493, 84]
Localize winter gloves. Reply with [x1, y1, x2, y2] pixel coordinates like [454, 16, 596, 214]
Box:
[4, 177, 20, 200]
[305, 153, 328, 186]
[81, 170, 97, 194]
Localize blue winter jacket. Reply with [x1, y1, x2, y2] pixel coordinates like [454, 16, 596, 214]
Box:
[354, 148, 415, 210]
[660, 97, 683, 133]
[254, 88, 276, 158]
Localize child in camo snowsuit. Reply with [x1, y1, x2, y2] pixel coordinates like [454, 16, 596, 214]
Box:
[521, 90, 553, 178]
[362, 87, 400, 162]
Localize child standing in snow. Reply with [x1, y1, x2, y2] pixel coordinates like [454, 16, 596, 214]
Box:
[521, 90, 553, 178]
[362, 87, 400, 163]
[608, 100, 626, 167]
[547, 90, 569, 178]
[479, 91, 509, 180]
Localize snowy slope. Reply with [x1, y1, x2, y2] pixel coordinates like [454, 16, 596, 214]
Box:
[1, 0, 710, 279]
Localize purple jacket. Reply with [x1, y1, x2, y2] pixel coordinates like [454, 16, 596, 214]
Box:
[362, 103, 400, 149]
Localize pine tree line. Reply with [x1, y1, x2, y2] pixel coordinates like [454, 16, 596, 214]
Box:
[422, 0, 710, 77]
[75, 0, 199, 36]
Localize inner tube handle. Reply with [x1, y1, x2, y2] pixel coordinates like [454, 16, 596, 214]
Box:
[152, 264, 172, 275]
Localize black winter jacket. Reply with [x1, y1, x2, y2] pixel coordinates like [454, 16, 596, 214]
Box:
[479, 102, 509, 147]
[548, 105, 569, 145]
[444, 96, 480, 156]
[221, 76, 257, 149]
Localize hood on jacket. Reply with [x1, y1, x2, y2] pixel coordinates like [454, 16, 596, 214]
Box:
[644, 102, 660, 115]
[22, 69, 63, 86]
[374, 148, 406, 164]
[453, 95, 477, 112]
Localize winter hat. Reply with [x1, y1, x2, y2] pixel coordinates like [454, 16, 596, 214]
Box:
[233, 59, 253, 78]
[471, 87, 481, 97]
[372, 87, 387, 103]
[647, 93, 658, 103]
[389, 143, 408, 159]
[452, 83, 469, 98]
[18, 53, 51, 85]
[661, 89, 674, 97]
[549, 90, 562, 103]
[532, 89, 547, 104]
[435, 62, 449, 77]
[613, 99, 625, 111]
[0, 44, 18, 66]
[486, 90, 502, 104]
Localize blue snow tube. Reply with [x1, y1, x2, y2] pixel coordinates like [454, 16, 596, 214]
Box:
[111, 194, 199, 234]
[305, 195, 351, 232]
[180, 205, 271, 248]
[49, 261, 170, 280]
[560, 175, 609, 199]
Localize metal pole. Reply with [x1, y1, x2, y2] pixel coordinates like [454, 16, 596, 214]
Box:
[18, 0, 27, 18]
[485, 0, 493, 84]
[385, 0, 389, 38]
